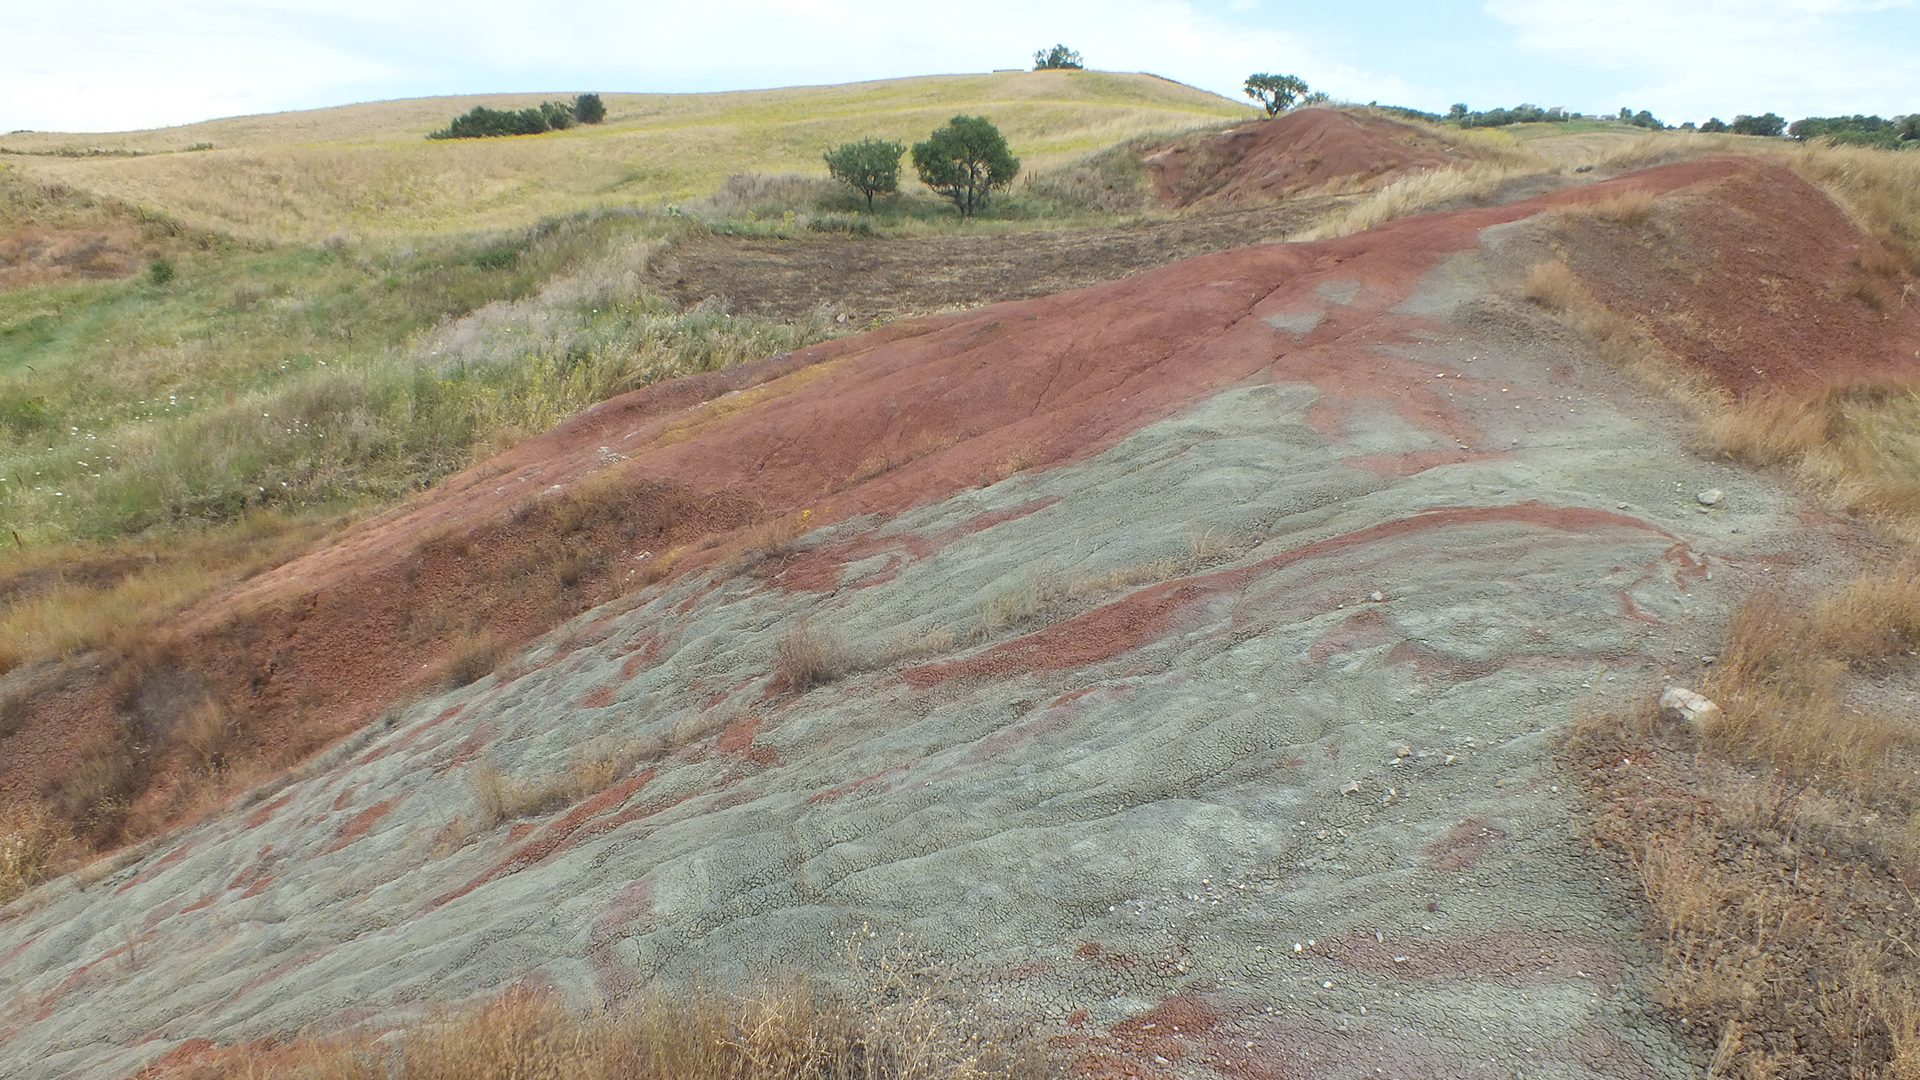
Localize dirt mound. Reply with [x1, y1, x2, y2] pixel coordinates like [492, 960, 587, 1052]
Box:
[1544, 159, 1920, 397]
[1144, 108, 1456, 207]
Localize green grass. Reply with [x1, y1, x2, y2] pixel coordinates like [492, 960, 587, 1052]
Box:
[0, 210, 841, 544]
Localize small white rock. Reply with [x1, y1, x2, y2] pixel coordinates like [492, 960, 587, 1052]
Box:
[1660, 686, 1723, 739]
[1696, 488, 1723, 507]
[1340, 779, 1362, 795]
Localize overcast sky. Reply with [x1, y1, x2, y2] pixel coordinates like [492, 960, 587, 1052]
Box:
[5, 0, 1917, 133]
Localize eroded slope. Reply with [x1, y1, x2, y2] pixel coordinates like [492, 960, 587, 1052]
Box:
[2, 158, 1916, 1080]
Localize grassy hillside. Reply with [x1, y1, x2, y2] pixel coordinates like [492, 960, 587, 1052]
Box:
[1, 71, 1254, 239]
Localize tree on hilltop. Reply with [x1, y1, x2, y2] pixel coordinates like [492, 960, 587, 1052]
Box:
[572, 94, 606, 124]
[824, 138, 904, 209]
[1244, 73, 1309, 116]
[1034, 44, 1083, 70]
[912, 116, 1019, 218]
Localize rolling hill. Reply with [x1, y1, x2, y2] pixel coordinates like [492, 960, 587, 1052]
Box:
[0, 71, 1256, 238]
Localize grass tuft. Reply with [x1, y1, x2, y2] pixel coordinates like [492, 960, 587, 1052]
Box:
[776, 620, 844, 693]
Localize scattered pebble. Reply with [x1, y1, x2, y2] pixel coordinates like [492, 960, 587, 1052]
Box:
[1697, 488, 1723, 506]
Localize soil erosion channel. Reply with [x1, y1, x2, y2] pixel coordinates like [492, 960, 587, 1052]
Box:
[2, 156, 1915, 1080]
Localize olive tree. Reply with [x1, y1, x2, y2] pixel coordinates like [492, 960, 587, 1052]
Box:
[911, 116, 1020, 218]
[823, 138, 904, 209]
[1244, 73, 1309, 116]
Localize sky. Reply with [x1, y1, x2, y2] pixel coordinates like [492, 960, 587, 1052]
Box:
[4, 0, 1918, 134]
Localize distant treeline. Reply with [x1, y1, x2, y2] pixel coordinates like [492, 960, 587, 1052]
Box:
[1786, 114, 1920, 149]
[1364, 99, 1916, 148]
[429, 94, 606, 140]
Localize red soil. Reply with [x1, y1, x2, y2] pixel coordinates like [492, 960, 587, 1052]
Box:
[1143, 109, 1455, 207]
[1553, 159, 1920, 396]
[6, 155, 1913, 858]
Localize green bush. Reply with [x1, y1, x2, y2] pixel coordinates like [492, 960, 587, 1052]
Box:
[1033, 44, 1083, 70]
[1243, 73, 1308, 116]
[147, 257, 176, 285]
[823, 138, 904, 209]
[1700, 117, 1730, 133]
[429, 100, 593, 141]
[1729, 112, 1786, 137]
[572, 93, 606, 125]
[911, 116, 1020, 218]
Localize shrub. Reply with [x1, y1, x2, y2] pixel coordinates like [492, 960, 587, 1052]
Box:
[1032, 44, 1083, 70]
[428, 102, 587, 140]
[911, 116, 1019, 218]
[572, 93, 606, 125]
[777, 620, 842, 692]
[823, 138, 904, 209]
[1243, 73, 1308, 116]
[147, 257, 175, 285]
[1699, 117, 1729, 133]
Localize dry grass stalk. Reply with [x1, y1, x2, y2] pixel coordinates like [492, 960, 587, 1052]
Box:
[1587, 188, 1657, 226]
[183, 967, 1050, 1080]
[777, 620, 843, 692]
[1300, 162, 1534, 239]
[468, 740, 651, 829]
[1709, 383, 1920, 544]
[0, 805, 73, 905]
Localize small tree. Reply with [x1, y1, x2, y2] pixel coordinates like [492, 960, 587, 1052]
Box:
[1033, 44, 1083, 70]
[540, 102, 575, 130]
[1244, 73, 1309, 116]
[1700, 117, 1729, 133]
[911, 116, 1020, 218]
[824, 138, 904, 209]
[572, 93, 606, 125]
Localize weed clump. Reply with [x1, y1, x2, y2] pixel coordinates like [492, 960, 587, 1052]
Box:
[777, 620, 843, 692]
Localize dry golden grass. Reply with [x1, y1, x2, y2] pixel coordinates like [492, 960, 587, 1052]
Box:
[1299, 160, 1541, 239]
[1709, 383, 1920, 544]
[173, 961, 1051, 1080]
[468, 739, 655, 829]
[1571, 567, 1920, 1078]
[0, 804, 74, 905]
[6, 72, 1253, 240]
[0, 513, 334, 679]
[1586, 187, 1657, 225]
[1520, 259, 1580, 313]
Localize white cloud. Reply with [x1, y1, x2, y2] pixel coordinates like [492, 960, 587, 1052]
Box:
[0, 0, 1383, 132]
[1484, 0, 1920, 117]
